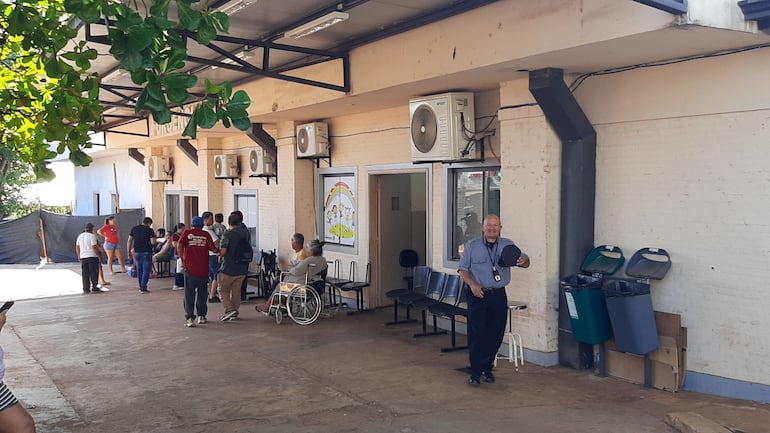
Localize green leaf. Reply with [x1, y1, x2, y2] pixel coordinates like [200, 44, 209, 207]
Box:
[182, 111, 198, 139]
[232, 116, 252, 131]
[196, 19, 217, 46]
[210, 11, 229, 33]
[229, 90, 251, 110]
[127, 27, 158, 52]
[44, 58, 63, 78]
[222, 81, 233, 99]
[205, 79, 222, 95]
[130, 69, 148, 85]
[225, 107, 248, 120]
[120, 49, 143, 70]
[178, 4, 202, 31]
[149, 0, 170, 17]
[135, 87, 150, 111]
[166, 86, 188, 104]
[151, 107, 172, 124]
[197, 104, 217, 129]
[69, 150, 93, 167]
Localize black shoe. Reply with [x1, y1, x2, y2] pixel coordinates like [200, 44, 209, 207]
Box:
[83, 289, 91, 294]
[209, 296, 221, 303]
[90, 288, 104, 293]
[468, 375, 481, 386]
[482, 371, 495, 383]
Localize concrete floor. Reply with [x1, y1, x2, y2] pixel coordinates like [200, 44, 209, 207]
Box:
[1, 264, 768, 433]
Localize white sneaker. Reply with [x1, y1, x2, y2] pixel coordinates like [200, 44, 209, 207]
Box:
[172, 285, 184, 291]
[196, 316, 207, 325]
[184, 318, 195, 327]
[221, 310, 237, 322]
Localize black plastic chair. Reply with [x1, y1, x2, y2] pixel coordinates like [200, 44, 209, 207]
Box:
[399, 249, 419, 289]
[339, 262, 371, 315]
[412, 274, 460, 338]
[385, 266, 430, 325]
[398, 271, 445, 308]
[429, 282, 469, 352]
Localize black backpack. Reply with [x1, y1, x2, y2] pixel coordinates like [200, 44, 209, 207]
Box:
[233, 236, 254, 265]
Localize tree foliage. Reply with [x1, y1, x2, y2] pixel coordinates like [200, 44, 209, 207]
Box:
[1, 0, 252, 181]
[0, 148, 35, 219]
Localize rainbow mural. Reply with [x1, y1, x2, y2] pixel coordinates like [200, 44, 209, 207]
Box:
[323, 177, 356, 246]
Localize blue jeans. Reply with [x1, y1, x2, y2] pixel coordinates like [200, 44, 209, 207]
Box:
[134, 252, 152, 290]
[184, 273, 209, 319]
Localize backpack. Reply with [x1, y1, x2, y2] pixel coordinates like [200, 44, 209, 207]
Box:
[233, 236, 254, 265]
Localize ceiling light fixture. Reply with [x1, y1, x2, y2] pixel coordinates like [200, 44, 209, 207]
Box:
[284, 11, 349, 38]
[102, 68, 129, 82]
[217, 0, 257, 16]
[211, 48, 254, 69]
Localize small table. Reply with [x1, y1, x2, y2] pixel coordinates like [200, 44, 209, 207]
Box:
[495, 301, 527, 369]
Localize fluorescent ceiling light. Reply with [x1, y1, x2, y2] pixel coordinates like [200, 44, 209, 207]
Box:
[217, 0, 257, 16]
[284, 11, 349, 38]
[102, 68, 128, 82]
[211, 48, 254, 69]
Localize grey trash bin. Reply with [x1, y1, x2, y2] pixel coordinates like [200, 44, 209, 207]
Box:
[604, 248, 671, 355]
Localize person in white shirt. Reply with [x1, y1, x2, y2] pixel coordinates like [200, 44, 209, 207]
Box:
[202, 212, 222, 303]
[76, 223, 103, 294]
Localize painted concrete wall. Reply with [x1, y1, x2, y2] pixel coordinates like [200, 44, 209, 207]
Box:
[574, 47, 770, 389]
[74, 153, 145, 216]
[82, 0, 770, 402]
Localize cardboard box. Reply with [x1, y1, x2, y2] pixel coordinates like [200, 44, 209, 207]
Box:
[604, 311, 687, 391]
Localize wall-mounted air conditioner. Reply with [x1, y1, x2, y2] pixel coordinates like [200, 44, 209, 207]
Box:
[148, 156, 172, 181]
[296, 122, 330, 158]
[214, 154, 239, 178]
[248, 148, 276, 176]
[409, 92, 475, 162]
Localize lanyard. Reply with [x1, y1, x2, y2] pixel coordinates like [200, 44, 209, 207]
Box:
[485, 240, 498, 271]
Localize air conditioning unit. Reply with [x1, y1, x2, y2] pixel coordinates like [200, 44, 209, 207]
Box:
[296, 122, 330, 158]
[147, 156, 172, 181]
[214, 154, 239, 178]
[248, 148, 276, 176]
[409, 92, 475, 162]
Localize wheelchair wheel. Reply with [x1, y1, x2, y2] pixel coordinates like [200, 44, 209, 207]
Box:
[287, 285, 321, 325]
[275, 308, 283, 324]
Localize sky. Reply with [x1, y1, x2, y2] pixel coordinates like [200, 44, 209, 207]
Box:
[22, 161, 76, 207]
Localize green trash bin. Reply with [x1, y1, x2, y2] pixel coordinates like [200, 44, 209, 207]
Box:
[560, 245, 625, 345]
[561, 274, 612, 344]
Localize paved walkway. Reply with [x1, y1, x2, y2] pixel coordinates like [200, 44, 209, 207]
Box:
[1, 264, 768, 433]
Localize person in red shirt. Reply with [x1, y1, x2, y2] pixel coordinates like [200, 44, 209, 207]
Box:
[176, 216, 218, 327]
[97, 216, 128, 274]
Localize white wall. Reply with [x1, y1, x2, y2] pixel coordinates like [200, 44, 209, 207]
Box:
[575, 48, 770, 386]
[74, 153, 145, 215]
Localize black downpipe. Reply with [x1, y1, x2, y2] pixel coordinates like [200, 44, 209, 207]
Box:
[529, 68, 597, 370]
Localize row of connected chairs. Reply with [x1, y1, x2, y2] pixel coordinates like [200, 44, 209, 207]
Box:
[326, 259, 372, 315]
[386, 266, 469, 352]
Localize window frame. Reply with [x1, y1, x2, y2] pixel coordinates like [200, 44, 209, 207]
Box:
[443, 162, 502, 266]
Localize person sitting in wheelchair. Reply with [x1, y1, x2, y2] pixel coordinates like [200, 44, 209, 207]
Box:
[256, 239, 328, 313]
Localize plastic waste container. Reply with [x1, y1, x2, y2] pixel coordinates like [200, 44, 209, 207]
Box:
[603, 248, 672, 355]
[561, 245, 625, 345]
[561, 274, 612, 344]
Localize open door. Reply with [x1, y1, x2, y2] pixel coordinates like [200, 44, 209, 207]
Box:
[369, 172, 427, 308]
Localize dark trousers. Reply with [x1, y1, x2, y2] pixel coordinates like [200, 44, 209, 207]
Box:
[467, 287, 508, 376]
[184, 273, 209, 319]
[81, 257, 100, 292]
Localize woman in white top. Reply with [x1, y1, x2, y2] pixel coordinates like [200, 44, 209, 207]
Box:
[0, 310, 36, 432]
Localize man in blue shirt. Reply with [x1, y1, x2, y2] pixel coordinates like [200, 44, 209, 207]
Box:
[459, 214, 530, 385]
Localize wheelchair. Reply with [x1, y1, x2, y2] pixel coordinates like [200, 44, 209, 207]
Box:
[267, 266, 340, 325]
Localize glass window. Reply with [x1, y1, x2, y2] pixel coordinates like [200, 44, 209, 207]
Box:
[449, 167, 501, 259]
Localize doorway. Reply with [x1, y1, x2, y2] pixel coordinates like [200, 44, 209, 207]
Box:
[369, 172, 427, 307]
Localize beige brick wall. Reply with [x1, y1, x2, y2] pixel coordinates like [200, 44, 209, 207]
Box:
[577, 48, 770, 385]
